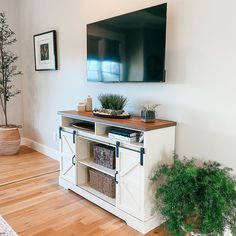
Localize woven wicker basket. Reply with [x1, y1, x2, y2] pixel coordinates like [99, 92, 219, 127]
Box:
[89, 168, 115, 198]
[0, 127, 21, 155]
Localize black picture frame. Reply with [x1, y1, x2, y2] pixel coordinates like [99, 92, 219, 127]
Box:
[33, 30, 58, 71]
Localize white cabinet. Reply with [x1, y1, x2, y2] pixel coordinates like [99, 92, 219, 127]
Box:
[58, 111, 176, 234]
[60, 130, 76, 184]
[116, 147, 144, 220]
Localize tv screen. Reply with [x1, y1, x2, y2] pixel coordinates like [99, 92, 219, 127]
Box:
[87, 3, 167, 83]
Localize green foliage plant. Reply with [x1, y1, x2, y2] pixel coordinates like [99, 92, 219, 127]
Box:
[143, 104, 159, 112]
[98, 94, 128, 111]
[0, 12, 22, 127]
[151, 155, 236, 236]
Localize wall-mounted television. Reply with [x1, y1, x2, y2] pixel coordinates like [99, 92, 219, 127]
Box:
[87, 3, 167, 83]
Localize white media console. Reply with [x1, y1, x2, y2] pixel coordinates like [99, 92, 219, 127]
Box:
[58, 110, 176, 234]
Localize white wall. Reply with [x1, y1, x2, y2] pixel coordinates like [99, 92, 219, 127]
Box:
[19, 0, 236, 172]
[0, 0, 23, 127]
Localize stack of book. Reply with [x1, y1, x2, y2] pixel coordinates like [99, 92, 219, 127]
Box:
[108, 128, 139, 142]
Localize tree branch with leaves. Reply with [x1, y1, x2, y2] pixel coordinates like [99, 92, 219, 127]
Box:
[0, 12, 22, 127]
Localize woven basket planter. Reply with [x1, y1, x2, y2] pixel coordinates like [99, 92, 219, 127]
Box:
[0, 127, 21, 155]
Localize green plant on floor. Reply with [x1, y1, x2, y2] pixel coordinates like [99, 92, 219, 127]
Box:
[151, 155, 236, 236]
[0, 12, 22, 127]
[98, 94, 128, 111]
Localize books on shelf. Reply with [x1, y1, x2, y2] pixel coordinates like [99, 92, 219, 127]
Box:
[109, 128, 138, 138]
[108, 133, 137, 142]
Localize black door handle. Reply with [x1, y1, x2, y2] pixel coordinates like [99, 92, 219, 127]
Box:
[73, 130, 76, 144]
[140, 148, 145, 166]
[72, 155, 76, 166]
[115, 171, 118, 184]
[116, 141, 120, 158]
[59, 126, 62, 139]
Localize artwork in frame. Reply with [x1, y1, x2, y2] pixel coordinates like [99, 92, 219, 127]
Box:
[33, 30, 58, 71]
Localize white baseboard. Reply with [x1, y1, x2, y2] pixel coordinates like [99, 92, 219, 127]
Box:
[21, 138, 60, 161]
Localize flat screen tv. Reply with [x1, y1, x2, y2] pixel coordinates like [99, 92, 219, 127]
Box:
[87, 3, 167, 83]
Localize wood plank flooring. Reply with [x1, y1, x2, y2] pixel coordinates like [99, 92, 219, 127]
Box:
[0, 146, 166, 236]
[0, 146, 59, 186]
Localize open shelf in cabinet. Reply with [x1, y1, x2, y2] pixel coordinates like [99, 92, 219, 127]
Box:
[79, 183, 116, 206]
[77, 137, 116, 203]
[95, 123, 144, 148]
[78, 158, 116, 177]
[61, 116, 95, 134]
[92, 133, 144, 154]
[62, 124, 95, 134]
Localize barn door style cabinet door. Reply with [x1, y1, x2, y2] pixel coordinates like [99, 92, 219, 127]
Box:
[58, 110, 176, 234]
[116, 147, 144, 220]
[60, 128, 77, 184]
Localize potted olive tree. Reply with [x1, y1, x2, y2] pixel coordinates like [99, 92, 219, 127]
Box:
[0, 12, 22, 155]
[151, 155, 236, 236]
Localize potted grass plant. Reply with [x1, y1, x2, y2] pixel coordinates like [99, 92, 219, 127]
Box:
[93, 94, 130, 118]
[151, 155, 236, 236]
[0, 12, 22, 155]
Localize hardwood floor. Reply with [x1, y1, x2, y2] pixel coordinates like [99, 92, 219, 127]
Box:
[0, 146, 59, 186]
[0, 146, 166, 236]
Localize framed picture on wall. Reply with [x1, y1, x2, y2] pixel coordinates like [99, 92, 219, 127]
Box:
[33, 30, 58, 71]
